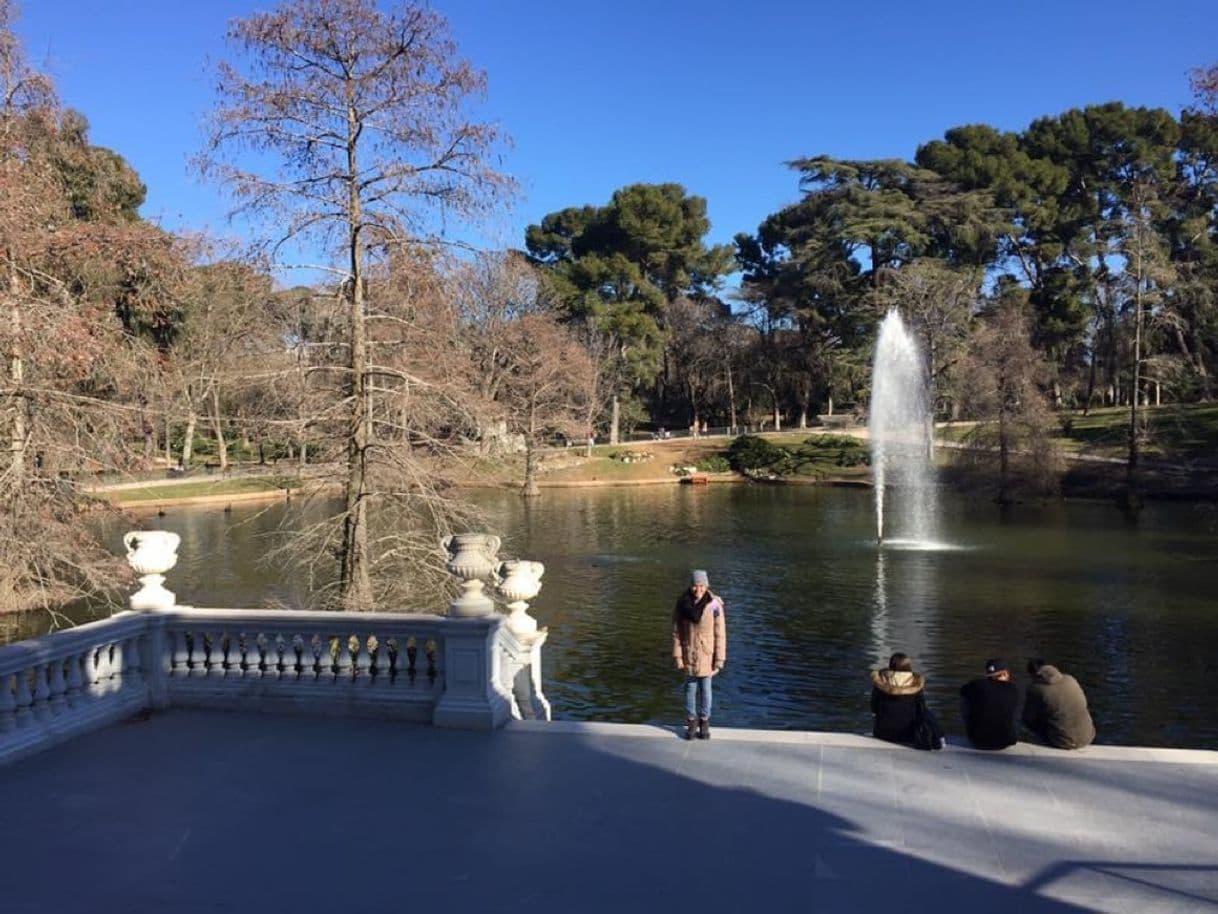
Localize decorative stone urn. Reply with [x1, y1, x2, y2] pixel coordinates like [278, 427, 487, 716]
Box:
[495, 560, 545, 636]
[123, 530, 181, 611]
[441, 533, 501, 617]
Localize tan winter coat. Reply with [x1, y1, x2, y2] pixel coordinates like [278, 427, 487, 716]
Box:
[672, 592, 727, 678]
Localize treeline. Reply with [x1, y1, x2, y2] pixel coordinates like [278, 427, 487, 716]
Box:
[526, 76, 1218, 449]
[3, 0, 1216, 612]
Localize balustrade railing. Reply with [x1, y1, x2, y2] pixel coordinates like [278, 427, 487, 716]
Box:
[1, 528, 552, 768]
[0, 614, 150, 765]
[157, 609, 452, 722]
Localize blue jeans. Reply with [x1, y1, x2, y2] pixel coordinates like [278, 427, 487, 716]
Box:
[684, 675, 713, 720]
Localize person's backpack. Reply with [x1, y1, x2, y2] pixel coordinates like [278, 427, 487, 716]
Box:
[913, 693, 945, 751]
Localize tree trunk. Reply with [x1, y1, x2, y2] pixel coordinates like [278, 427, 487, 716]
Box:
[609, 392, 621, 445]
[340, 97, 373, 610]
[208, 386, 228, 472]
[522, 409, 540, 498]
[8, 256, 27, 477]
[180, 405, 197, 469]
[726, 363, 737, 433]
[1128, 270, 1143, 491]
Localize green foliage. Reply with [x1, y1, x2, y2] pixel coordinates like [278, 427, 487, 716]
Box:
[526, 183, 735, 396]
[694, 455, 731, 473]
[727, 435, 787, 471]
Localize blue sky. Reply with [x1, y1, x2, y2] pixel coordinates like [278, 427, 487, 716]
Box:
[16, 0, 1217, 283]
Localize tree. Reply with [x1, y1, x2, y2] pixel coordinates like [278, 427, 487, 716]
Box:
[870, 260, 979, 419]
[957, 293, 1061, 503]
[167, 257, 275, 471]
[1, 3, 187, 612]
[496, 313, 595, 496]
[200, 0, 512, 609]
[526, 183, 733, 442]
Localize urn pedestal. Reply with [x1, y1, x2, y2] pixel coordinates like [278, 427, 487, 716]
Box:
[123, 530, 180, 611]
[441, 533, 500, 618]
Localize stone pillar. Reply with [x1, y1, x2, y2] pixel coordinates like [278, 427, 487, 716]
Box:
[123, 531, 180, 612]
[432, 618, 512, 730]
[142, 613, 170, 710]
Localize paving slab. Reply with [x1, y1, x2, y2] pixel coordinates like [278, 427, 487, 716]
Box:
[0, 711, 1215, 913]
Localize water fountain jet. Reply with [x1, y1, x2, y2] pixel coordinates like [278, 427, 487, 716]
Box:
[870, 309, 937, 547]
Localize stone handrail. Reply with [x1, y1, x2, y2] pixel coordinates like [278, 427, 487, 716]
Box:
[0, 613, 151, 767]
[1, 608, 522, 768]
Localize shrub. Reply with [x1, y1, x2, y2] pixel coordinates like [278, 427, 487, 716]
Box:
[695, 455, 731, 473]
[727, 435, 785, 471]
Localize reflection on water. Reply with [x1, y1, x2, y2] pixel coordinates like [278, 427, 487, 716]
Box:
[6, 486, 1218, 748]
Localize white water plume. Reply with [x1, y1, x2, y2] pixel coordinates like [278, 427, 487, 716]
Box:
[870, 309, 937, 546]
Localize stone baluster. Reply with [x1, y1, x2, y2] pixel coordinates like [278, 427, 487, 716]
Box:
[78, 644, 97, 697]
[335, 635, 353, 682]
[286, 638, 303, 682]
[190, 634, 212, 679]
[14, 668, 33, 725]
[48, 657, 68, 713]
[107, 640, 125, 689]
[308, 635, 327, 682]
[404, 637, 419, 685]
[374, 641, 392, 685]
[65, 652, 84, 708]
[355, 637, 373, 686]
[214, 634, 233, 680]
[244, 634, 264, 681]
[123, 637, 144, 687]
[170, 630, 191, 678]
[282, 636, 299, 681]
[92, 643, 112, 694]
[0, 673, 15, 731]
[30, 663, 51, 720]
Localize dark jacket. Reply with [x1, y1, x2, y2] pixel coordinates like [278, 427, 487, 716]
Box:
[1022, 665, 1096, 749]
[960, 676, 1020, 750]
[870, 669, 925, 743]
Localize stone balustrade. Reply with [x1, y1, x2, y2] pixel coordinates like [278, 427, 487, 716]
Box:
[0, 613, 151, 766]
[0, 529, 553, 768]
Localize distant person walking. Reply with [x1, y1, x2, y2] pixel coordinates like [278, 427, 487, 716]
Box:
[870, 652, 933, 746]
[960, 659, 1021, 750]
[672, 569, 726, 740]
[1022, 658, 1096, 749]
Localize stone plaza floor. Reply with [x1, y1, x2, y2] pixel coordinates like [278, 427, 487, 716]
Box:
[1, 710, 1215, 913]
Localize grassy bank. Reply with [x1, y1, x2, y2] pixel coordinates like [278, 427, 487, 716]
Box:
[106, 476, 305, 505]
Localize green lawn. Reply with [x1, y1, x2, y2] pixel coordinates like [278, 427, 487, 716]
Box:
[936, 403, 1218, 464]
[111, 476, 301, 503]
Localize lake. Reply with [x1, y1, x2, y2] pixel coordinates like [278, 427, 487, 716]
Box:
[6, 484, 1217, 748]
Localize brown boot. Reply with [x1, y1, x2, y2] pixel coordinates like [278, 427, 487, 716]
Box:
[697, 718, 710, 740]
[684, 717, 697, 741]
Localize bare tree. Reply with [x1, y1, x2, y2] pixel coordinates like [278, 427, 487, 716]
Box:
[496, 314, 595, 497]
[957, 296, 1061, 503]
[199, 0, 513, 609]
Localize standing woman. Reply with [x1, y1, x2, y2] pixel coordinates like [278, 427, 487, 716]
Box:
[672, 569, 727, 740]
[870, 652, 926, 744]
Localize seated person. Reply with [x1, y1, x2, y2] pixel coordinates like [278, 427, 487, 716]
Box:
[1022, 658, 1096, 749]
[870, 652, 925, 744]
[960, 658, 1020, 750]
